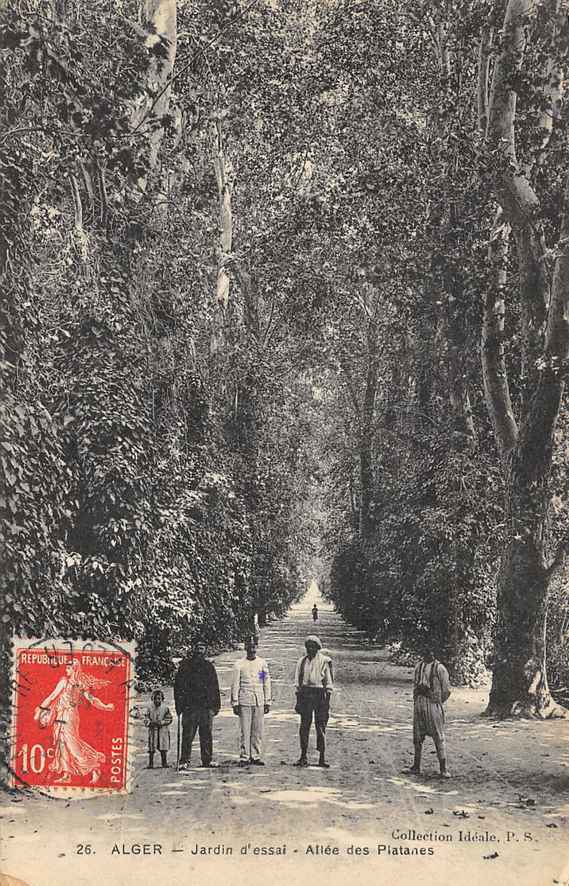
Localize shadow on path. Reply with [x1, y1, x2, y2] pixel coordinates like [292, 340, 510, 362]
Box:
[3, 590, 569, 886]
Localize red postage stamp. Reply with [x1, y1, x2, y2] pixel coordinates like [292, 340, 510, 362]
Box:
[10, 638, 134, 794]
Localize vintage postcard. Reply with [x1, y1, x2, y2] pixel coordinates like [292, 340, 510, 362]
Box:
[2, 0, 569, 885]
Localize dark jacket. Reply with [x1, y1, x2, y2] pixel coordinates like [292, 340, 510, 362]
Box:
[174, 656, 221, 715]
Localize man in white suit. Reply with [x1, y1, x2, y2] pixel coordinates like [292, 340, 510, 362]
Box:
[231, 635, 271, 766]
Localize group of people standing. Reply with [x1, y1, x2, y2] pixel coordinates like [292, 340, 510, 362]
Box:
[143, 633, 334, 769]
[143, 632, 451, 778]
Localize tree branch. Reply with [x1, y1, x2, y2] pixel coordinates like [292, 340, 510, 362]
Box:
[477, 24, 493, 135]
[211, 116, 232, 311]
[69, 173, 83, 231]
[487, 0, 537, 221]
[486, 0, 550, 363]
[339, 361, 361, 421]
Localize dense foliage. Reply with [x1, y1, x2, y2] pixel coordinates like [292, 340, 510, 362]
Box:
[0, 0, 317, 754]
[317, 0, 569, 710]
[2, 0, 569, 782]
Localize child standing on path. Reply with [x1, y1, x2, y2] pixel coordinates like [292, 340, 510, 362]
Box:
[144, 689, 173, 769]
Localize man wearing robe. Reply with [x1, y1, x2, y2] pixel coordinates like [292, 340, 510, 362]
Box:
[405, 648, 451, 778]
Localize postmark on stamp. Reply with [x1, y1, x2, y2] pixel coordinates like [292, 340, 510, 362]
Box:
[10, 637, 134, 795]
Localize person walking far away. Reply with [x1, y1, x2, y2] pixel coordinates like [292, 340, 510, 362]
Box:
[144, 689, 173, 769]
[404, 647, 452, 779]
[174, 640, 221, 770]
[294, 635, 333, 768]
[231, 635, 271, 766]
[312, 603, 319, 622]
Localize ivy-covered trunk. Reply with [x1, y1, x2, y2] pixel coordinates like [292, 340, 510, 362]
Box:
[489, 536, 551, 716]
[359, 314, 378, 540]
[446, 543, 487, 686]
[0, 132, 32, 786]
[0, 623, 11, 788]
[478, 0, 569, 715]
[488, 388, 566, 717]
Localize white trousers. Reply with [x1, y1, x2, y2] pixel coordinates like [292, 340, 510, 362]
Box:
[239, 705, 264, 761]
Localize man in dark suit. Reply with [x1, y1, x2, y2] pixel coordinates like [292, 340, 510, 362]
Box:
[174, 640, 221, 769]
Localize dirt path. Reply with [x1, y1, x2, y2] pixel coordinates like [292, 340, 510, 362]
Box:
[2, 593, 569, 886]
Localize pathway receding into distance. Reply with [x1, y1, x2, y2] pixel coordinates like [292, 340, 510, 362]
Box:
[2, 591, 569, 886]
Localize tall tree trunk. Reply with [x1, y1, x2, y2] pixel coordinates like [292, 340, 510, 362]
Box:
[133, 0, 177, 197]
[481, 212, 518, 455]
[481, 0, 569, 714]
[489, 230, 569, 714]
[446, 279, 483, 683]
[233, 266, 262, 624]
[0, 149, 26, 384]
[446, 543, 487, 686]
[447, 328, 476, 447]
[210, 115, 233, 356]
[489, 404, 562, 716]
[359, 315, 378, 539]
[0, 146, 31, 782]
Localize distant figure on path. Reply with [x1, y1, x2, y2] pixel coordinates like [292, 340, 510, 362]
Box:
[144, 689, 173, 769]
[174, 641, 221, 770]
[231, 636, 272, 766]
[405, 648, 451, 778]
[294, 635, 333, 768]
[312, 604, 319, 622]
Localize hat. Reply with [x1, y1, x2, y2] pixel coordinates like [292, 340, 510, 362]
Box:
[190, 640, 207, 655]
[305, 635, 322, 649]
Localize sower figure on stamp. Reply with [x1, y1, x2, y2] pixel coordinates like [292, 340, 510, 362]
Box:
[144, 689, 173, 769]
[231, 635, 271, 766]
[294, 635, 333, 768]
[404, 647, 452, 779]
[174, 640, 221, 770]
[33, 659, 114, 785]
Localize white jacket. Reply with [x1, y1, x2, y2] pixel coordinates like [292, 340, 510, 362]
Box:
[231, 656, 272, 706]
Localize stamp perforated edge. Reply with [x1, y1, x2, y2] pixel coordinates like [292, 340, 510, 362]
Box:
[9, 635, 136, 799]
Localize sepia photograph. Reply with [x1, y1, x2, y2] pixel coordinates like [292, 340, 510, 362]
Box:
[1, 1, 569, 885]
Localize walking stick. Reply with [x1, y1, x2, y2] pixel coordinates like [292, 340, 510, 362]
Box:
[176, 713, 181, 771]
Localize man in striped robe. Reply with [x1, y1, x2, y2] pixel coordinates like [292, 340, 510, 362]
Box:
[406, 648, 451, 778]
